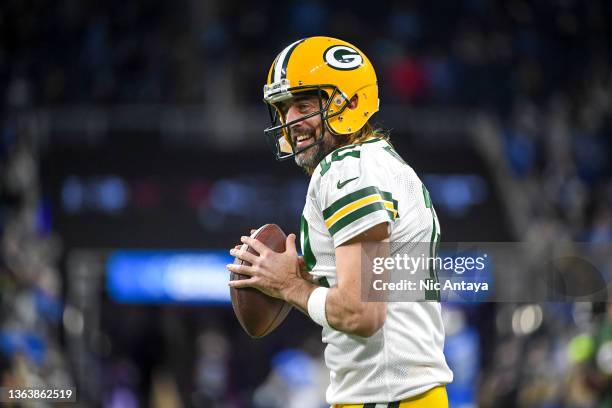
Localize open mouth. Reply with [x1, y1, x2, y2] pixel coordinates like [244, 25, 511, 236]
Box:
[294, 134, 314, 151]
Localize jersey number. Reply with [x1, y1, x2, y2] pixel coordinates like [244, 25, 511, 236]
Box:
[319, 145, 361, 176]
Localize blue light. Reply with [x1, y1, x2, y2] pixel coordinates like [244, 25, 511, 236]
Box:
[61, 176, 84, 213]
[94, 176, 128, 213]
[423, 174, 488, 217]
[107, 250, 234, 304]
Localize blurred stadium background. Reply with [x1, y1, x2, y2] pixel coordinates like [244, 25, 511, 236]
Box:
[1, 0, 611, 407]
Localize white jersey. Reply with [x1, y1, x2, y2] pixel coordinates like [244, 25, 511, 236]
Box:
[299, 137, 453, 404]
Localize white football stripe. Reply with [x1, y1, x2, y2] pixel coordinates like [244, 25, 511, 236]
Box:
[273, 39, 303, 82]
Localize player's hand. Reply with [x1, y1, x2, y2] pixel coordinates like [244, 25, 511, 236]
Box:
[227, 234, 302, 301]
[231, 245, 312, 283]
[234, 242, 309, 278]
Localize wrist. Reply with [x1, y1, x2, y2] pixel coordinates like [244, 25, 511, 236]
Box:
[307, 286, 332, 329]
[283, 276, 316, 315]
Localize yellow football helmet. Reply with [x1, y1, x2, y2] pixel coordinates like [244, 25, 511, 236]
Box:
[263, 36, 379, 160]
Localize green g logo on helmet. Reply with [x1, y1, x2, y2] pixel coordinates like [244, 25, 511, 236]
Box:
[324, 45, 363, 70]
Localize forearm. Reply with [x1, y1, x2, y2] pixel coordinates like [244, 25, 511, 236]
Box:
[326, 287, 386, 337]
[283, 277, 384, 336]
[285, 223, 389, 336]
[283, 277, 318, 315]
[324, 225, 388, 337]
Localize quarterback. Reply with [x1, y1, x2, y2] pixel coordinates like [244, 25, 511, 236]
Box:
[227, 37, 453, 407]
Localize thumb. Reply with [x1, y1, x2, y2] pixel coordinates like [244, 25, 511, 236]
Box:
[285, 233, 298, 255]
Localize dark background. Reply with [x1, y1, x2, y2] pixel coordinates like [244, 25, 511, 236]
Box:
[1, 0, 611, 407]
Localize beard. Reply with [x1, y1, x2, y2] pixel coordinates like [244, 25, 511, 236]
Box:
[293, 128, 340, 174]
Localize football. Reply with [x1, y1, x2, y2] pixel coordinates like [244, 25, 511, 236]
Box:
[230, 224, 293, 338]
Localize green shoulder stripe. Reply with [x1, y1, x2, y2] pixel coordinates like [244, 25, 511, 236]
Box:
[328, 201, 392, 236]
[323, 186, 381, 219]
[323, 186, 399, 236]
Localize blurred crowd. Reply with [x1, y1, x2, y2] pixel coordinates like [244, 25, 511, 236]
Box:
[483, 90, 612, 405]
[0, 0, 609, 112]
[0, 111, 74, 399]
[1, 0, 611, 407]
[479, 2, 612, 405]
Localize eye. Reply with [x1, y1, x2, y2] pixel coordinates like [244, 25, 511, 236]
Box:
[298, 102, 314, 112]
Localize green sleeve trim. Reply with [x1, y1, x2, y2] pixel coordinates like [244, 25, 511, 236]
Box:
[328, 201, 393, 236]
[323, 186, 382, 219]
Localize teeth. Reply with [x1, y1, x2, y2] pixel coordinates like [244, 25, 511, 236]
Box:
[296, 135, 311, 142]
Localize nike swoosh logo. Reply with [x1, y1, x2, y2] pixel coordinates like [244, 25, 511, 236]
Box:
[337, 177, 359, 189]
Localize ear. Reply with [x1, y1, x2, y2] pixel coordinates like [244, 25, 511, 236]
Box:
[348, 94, 359, 110]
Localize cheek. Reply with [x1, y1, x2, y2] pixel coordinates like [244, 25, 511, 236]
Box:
[306, 117, 324, 132]
[285, 111, 323, 134]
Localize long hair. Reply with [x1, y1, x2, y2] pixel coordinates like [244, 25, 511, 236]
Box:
[335, 121, 390, 146]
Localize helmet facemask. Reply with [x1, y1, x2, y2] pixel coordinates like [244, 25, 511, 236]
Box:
[264, 86, 349, 161]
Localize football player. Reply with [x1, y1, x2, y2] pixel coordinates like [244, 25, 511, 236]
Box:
[228, 37, 453, 408]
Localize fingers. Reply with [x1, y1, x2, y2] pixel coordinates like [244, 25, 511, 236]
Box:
[240, 235, 269, 255]
[230, 247, 258, 265]
[285, 233, 298, 255]
[228, 277, 258, 289]
[226, 263, 255, 276]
